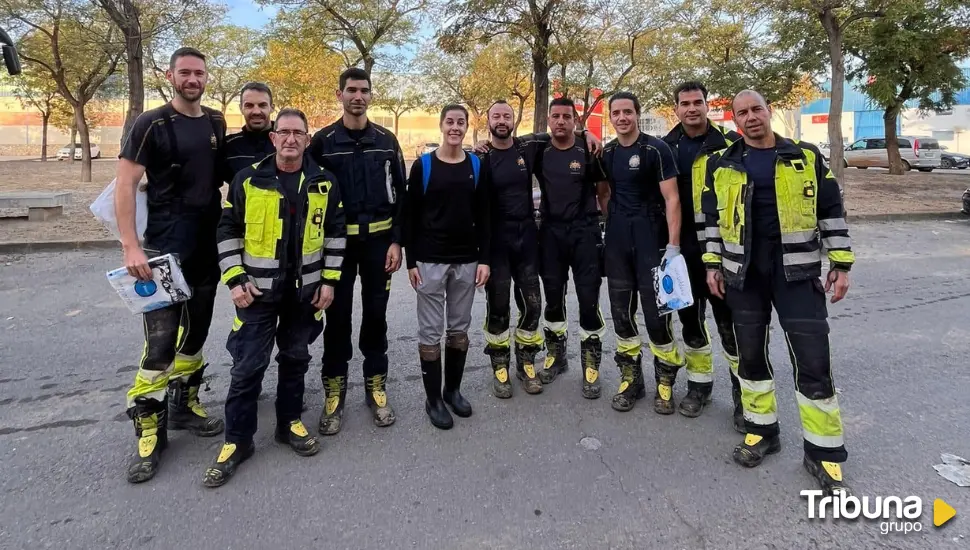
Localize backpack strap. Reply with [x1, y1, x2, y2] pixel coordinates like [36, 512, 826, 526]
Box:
[421, 152, 432, 193]
[470, 152, 480, 188]
[159, 103, 181, 171]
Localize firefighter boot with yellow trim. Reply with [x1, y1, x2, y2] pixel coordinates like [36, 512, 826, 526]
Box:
[167, 364, 224, 437]
[733, 433, 782, 468]
[611, 354, 646, 412]
[538, 328, 568, 385]
[515, 348, 543, 395]
[804, 455, 851, 497]
[365, 374, 396, 427]
[580, 336, 602, 399]
[486, 346, 513, 399]
[318, 375, 346, 436]
[126, 397, 168, 484]
[202, 441, 256, 488]
[653, 359, 679, 415]
[275, 419, 320, 457]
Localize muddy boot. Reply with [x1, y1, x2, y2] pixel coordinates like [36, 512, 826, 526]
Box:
[202, 440, 255, 488]
[803, 455, 851, 496]
[126, 397, 168, 484]
[167, 365, 224, 437]
[365, 373, 396, 427]
[486, 346, 513, 399]
[420, 344, 453, 430]
[731, 373, 745, 433]
[515, 346, 543, 395]
[539, 329, 568, 384]
[653, 359, 679, 415]
[611, 354, 646, 412]
[732, 433, 781, 468]
[580, 336, 602, 399]
[678, 382, 712, 418]
[318, 375, 346, 436]
[275, 419, 320, 457]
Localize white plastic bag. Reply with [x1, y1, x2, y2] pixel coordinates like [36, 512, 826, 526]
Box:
[90, 177, 147, 243]
[653, 254, 694, 315]
[106, 253, 192, 315]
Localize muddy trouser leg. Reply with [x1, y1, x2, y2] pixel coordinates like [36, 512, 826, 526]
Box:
[224, 300, 279, 446]
[604, 220, 645, 411]
[538, 223, 568, 387]
[274, 289, 321, 430]
[678, 253, 714, 394]
[510, 221, 543, 364]
[126, 302, 183, 411]
[319, 238, 359, 431]
[570, 219, 606, 396]
[484, 224, 514, 376]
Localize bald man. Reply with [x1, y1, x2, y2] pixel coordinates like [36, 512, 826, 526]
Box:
[700, 90, 855, 496]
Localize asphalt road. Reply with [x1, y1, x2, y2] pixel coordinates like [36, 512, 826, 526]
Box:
[1, 219, 970, 550]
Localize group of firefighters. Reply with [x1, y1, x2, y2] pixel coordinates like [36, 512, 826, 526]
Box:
[114, 45, 855, 496]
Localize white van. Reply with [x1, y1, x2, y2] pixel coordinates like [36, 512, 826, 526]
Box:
[843, 136, 941, 172]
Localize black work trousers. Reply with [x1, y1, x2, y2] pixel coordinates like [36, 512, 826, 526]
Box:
[322, 233, 393, 380]
[539, 218, 604, 341]
[726, 238, 846, 463]
[484, 220, 543, 358]
[225, 284, 322, 445]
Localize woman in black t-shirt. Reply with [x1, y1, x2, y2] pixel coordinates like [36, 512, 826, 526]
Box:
[403, 104, 491, 430]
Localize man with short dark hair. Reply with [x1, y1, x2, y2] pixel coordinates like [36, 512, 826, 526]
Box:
[662, 81, 744, 427]
[115, 46, 227, 483]
[600, 91, 685, 414]
[309, 67, 407, 435]
[204, 108, 346, 487]
[222, 81, 276, 183]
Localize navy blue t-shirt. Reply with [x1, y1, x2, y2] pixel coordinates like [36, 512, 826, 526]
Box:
[607, 137, 678, 215]
[743, 146, 780, 239]
[676, 133, 705, 178]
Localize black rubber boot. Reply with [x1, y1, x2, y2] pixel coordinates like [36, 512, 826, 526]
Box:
[515, 346, 543, 395]
[318, 375, 346, 436]
[539, 329, 568, 384]
[275, 419, 320, 457]
[126, 397, 168, 484]
[443, 345, 472, 418]
[678, 382, 712, 418]
[364, 373, 396, 427]
[611, 354, 646, 412]
[653, 358, 679, 415]
[731, 374, 745, 433]
[202, 440, 255, 488]
[803, 455, 851, 496]
[420, 344, 453, 430]
[580, 336, 602, 399]
[733, 433, 782, 468]
[486, 346, 513, 399]
[167, 364, 224, 437]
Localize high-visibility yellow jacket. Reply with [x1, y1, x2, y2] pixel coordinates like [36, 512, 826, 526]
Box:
[216, 153, 346, 300]
[700, 134, 854, 287]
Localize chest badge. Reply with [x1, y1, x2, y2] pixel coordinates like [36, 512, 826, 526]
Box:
[569, 160, 581, 173]
[210, 134, 217, 149]
[517, 156, 525, 167]
[629, 154, 641, 169]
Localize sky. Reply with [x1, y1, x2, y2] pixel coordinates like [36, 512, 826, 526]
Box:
[226, 0, 278, 29]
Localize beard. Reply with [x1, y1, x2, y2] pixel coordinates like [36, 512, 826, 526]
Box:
[489, 125, 511, 139]
[175, 82, 204, 102]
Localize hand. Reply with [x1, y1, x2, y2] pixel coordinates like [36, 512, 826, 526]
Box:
[385, 243, 402, 273]
[473, 140, 491, 154]
[123, 244, 152, 281]
[825, 270, 850, 303]
[312, 284, 334, 310]
[231, 282, 263, 308]
[660, 244, 681, 270]
[707, 269, 725, 299]
[584, 131, 603, 157]
[475, 264, 490, 287]
[408, 267, 422, 290]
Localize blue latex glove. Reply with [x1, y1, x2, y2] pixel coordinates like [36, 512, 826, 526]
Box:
[661, 244, 681, 270]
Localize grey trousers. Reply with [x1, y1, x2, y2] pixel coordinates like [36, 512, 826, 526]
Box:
[415, 262, 478, 346]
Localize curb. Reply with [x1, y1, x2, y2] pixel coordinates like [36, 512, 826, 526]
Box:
[0, 240, 118, 254]
[848, 211, 968, 223]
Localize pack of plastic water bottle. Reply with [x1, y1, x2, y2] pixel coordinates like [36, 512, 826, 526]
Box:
[107, 254, 192, 314]
[653, 254, 694, 315]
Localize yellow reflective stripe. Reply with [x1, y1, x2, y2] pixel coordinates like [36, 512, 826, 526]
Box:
[346, 218, 393, 235]
[514, 328, 543, 347]
[220, 265, 246, 285]
[818, 218, 848, 231]
[684, 345, 714, 378]
[783, 251, 820, 266]
[739, 376, 777, 423]
[218, 238, 244, 254]
[795, 391, 843, 447]
[173, 352, 204, 377]
[484, 328, 511, 346]
[648, 340, 684, 367]
[781, 230, 817, 244]
[323, 269, 341, 281]
[702, 252, 721, 265]
[615, 336, 641, 357]
[126, 367, 171, 408]
[829, 250, 855, 264]
[232, 316, 243, 332]
[822, 236, 851, 249]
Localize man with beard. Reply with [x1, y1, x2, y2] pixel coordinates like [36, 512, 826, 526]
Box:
[309, 68, 407, 435]
[222, 82, 276, 183]
[661, 81, 743, 428]
[114, 47, 227, 483]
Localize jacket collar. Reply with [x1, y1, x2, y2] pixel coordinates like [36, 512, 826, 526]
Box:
[663, 120, 734, 155]
[333, 118, 377, 145]
[717, 132, 804, 169]
[249, 152, 327, 186]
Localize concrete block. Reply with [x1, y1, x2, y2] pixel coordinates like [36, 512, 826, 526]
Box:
[0, 192, 72, 209]
[27, 206, 63, 221]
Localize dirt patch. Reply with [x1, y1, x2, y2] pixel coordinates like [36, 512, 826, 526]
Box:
[0, 160, 967, 244]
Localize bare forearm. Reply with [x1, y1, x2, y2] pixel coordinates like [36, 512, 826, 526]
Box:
[115, 172, 140, 249]
[665, 196, 681, 246]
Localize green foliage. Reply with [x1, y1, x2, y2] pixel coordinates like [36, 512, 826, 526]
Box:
[195, 25, 263, 113]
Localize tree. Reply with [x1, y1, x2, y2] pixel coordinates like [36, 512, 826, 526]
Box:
[260, 0, 427, 73]
[12, 48, 63, 160]
[774, 74, 823, 138]
[252, 37, 344, 127]
[371, 69, 424, 135]
[3, 0, 125, 182]
[847, 0, 970, 174]
[197, 24, 263, 114]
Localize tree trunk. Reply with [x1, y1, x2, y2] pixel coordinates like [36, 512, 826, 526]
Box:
[820, 9, 846, 185]
[884, 107, 903, 175]
[472, 127, 479, 144]
[393, 112, 400, 135]
[41, 113, 50, 161]
[532, 35, 550, 133]
[69, 123, 78, 164]
[123, 10, 144, 146]
[514, 95, 525, 135]
[364, 55, 375, 74]
[75, 103, 93, 183]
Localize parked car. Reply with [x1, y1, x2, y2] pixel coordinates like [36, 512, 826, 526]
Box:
[842, 136, 940, 172]
[414, 142, 438, 157]
[56, 143, 101, 160]
[940, 147, 969, 169]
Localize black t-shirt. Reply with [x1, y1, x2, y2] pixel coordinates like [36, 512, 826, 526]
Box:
[278, 169, 303, 277]
[676, 133, 705, 178]
[744, 145, 781, 239]
[347, 128, 366, 142]
[487, 146, 533, 222]
[608, 138, 678, 214]
[404, 153, 491, 269]
[539, 141, 605, 221]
